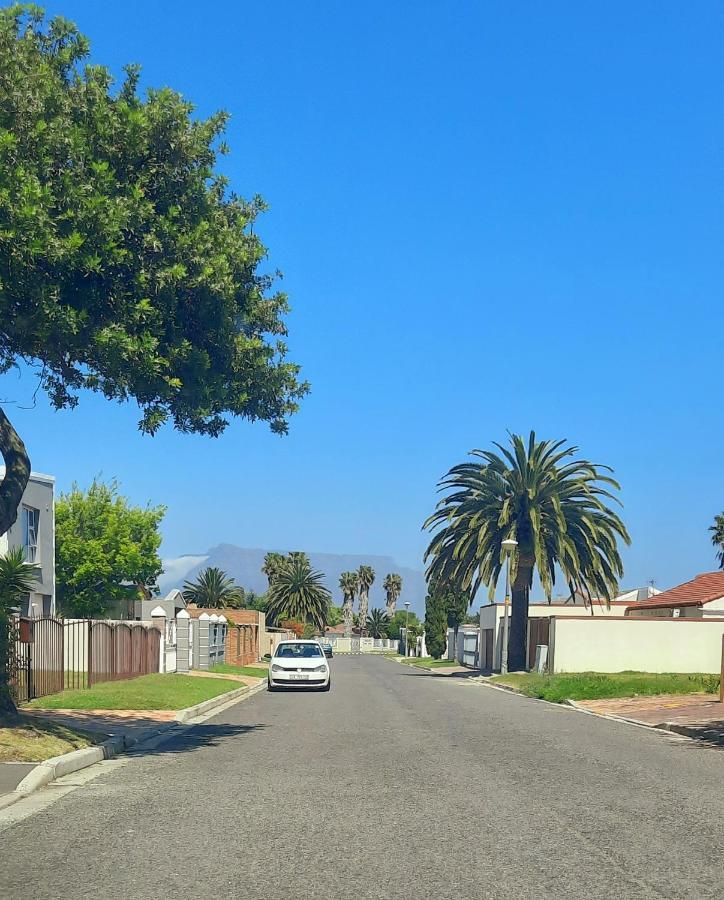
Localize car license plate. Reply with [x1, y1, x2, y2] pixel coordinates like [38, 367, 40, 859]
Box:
[289, 673, 309, 681]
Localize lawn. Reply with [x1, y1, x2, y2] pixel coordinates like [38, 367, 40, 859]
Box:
[23, 673, 242, 711]
[491, 671, 721, 703]
[400, 658, 460, 669]
[210, 663, 269, 679]
[0, 715, 97, 762]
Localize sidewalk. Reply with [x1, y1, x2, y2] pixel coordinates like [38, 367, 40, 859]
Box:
[575, 693, 724, 744]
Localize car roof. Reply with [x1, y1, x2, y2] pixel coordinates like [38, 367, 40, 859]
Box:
[276, 639, 320, 645]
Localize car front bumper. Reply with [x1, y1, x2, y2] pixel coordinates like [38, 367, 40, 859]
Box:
[269, 670, 329, 688]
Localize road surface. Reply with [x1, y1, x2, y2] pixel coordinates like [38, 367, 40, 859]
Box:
[1, 656, 723, 899]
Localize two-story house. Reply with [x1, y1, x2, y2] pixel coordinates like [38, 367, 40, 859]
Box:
[0, 469, 56, 617]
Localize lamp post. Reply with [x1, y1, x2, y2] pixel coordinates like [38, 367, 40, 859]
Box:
[404, 601, 411, 657]
[500, 538, 518, 674]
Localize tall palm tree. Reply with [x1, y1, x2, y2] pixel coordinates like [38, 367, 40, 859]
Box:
[262, 552, 286, 588]
[0, 547, 38, 716]
[182, 567, 244, 609]
[383, 573, 402, 617]
[266, 555, 331, 629]
[366, 607, 389, 638]
[710, 513, 724, 569]
[339, 571, 359, 638]
[357, 565, 375, 635]
[424, 431, 629, 671]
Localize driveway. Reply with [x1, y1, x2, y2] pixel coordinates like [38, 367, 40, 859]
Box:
[1, 656, 723, 899]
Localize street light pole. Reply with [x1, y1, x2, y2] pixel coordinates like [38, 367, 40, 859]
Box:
[500, 538, 518, 675]
[404, 601, 411, 657]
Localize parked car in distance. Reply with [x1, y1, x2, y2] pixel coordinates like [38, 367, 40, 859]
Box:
[320, 641, 333, 658]
[268, 640, 331, 692]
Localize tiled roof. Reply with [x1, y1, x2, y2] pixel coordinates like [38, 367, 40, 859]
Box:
[625, 572, 724, 612]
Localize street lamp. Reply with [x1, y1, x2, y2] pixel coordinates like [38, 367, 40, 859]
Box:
[500, 538, 518, 675]
[404, 601, 411, 657]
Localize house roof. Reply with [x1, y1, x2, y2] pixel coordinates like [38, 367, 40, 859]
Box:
[325, 624, 346, 634]
[625, 572, 724, 613]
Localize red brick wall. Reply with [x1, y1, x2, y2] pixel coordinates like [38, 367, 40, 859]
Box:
[188, 607, 261, 666]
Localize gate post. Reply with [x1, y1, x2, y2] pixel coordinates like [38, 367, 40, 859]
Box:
[198, 614, 210, 670]
[150, 606, 167, 673]
[176, 610, 190, 674]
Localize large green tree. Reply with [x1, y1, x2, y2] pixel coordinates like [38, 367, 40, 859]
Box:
[424, 432, 629, 671]
[339, 570, 359, 638]
[182, 567, 245, 609]
[0, 6, 307, 537]
[443, 586, 471, 648]
[0, 547, 37, 716]
[383, 572, 402, 618]
[357, 565, 375, 634]
[56, 479, 164, 617]
[266, 555, 331, 629]
[424, 590, 448, 659]
[365, 607, 389, 639]
[262, 552, 287, 588]
[710, 513, 724, 569]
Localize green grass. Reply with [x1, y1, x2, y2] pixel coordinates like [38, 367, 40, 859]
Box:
[0, 715, 98, 762]
[400, 657, 460, 669]
[210, 663, 269, 679]
[23, 673, 242, 711]
[491, 671, 721, 703]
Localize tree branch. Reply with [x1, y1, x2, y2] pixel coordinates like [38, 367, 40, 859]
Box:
[0, 405, 31, 538]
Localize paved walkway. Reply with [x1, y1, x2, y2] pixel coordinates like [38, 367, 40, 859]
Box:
[2, 657, 724, 898]
[576, 693, 724, 743]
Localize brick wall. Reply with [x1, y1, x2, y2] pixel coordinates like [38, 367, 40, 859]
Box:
[188, 607, 262, 667]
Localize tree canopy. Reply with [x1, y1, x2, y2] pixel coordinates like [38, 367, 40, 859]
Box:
[424, 590, 448, 659]
[0, 547, 37, 715]
[266, 554, 331, 629]
[710, 513, 724, 569]
[56, 479, 164, 617]
[0, 5, 307, 535]
[182, 566, 245, 609]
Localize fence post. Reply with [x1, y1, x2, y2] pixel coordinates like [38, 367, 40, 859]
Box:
[176, 610, 190, 674]
[198, 613, 210, 669]
[150, 606, 167, 673]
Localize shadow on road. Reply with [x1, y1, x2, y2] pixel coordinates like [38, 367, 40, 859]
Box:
[127, 722, 267, 757]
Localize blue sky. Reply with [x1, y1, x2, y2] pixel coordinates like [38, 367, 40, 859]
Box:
[3, 1, 724, 595]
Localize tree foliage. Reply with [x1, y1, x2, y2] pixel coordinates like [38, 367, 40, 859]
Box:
[710, 513, 724, 569]
[262, 552, 286, 588]
[385, 609, 420, 642]
[0, 547, 37, 716]
[383, 572, 402, 617]
[424, 590, 448, 659]
[424, 431, 629, 670]
[365, 607, 389, 638]
[266, 554, 331, 629]
[356, 565, 375, 633]
[182, 566, 245, 609]
[339, 570, 359, 637]
[0, 5, 307, 536]
[56, 479, 164, 618]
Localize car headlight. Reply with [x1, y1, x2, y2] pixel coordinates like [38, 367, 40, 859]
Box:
[312, 664, 328, 673]
[271, 663, 284, 672]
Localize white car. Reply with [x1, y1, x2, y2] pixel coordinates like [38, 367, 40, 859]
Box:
[268, 640, 331, 692]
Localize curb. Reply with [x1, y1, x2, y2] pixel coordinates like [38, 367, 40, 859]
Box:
[1, 681, 266, 812]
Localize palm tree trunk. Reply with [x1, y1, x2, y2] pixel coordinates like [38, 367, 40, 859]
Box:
[343, 595, 353, 638]
[508, 566, 531, 672]
[358, 590, 368, 633]
[0, 406, 31, 539]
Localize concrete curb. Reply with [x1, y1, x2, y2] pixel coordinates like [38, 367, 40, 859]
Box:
[1, 681, 266, 812]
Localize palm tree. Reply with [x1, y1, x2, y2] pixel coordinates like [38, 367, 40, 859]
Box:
[357, 565, 375, 635]
[0, 547, 38, 717]
[266, 555, 331, 629]
[383, 573, 402, 617]
[424, 431, 629, 671]
[182, 567, 244, 609]
[710, 513, 724, 569]
[365, 607, 389, 638]
[262, 552, 286, 588]
[339, 571, 359, 638]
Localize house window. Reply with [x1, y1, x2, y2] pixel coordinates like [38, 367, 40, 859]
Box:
[22, 506, 39, 564]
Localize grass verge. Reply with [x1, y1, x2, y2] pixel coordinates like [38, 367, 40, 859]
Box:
[400, 658, 461, 669]
[0, 715, 97, 762]
[491, 671, 720, 703]
[210, 663, 269, 679]
[23, 673, 242, 711]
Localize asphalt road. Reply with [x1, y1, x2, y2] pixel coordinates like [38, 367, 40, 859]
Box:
[2, 657, 724, 899]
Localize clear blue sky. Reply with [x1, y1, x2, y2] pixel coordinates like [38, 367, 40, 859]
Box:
[3, 1, 724, 593]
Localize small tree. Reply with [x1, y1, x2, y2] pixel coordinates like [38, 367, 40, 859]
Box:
[0, 548, 37, 717]
[424, 591, 448, 659]
[182, 567, 244, 609]
[444, 587, 471, 648]
[281, 619, 304, 638]
[365, 608, 389, 638]
[56, 480, 164, 618]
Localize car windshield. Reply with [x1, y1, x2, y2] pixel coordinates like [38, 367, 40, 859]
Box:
[276, 643, 323, 659]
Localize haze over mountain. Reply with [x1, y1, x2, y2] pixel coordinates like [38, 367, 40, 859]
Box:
[160, 544, 428, 614]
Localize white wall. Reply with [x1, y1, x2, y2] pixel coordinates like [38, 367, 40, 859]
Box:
[549, 616, 724, 674]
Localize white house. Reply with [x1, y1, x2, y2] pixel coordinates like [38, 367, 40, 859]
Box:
[0, 469, 56, 617]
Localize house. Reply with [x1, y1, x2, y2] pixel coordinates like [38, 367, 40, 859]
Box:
[625, 572, 724, 618]
[0, 469, 55, 617]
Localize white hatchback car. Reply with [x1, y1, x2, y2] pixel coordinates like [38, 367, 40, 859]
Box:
[268, 640, 331, 692]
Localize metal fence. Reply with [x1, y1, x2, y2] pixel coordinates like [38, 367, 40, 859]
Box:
[11, 616, 161, 703]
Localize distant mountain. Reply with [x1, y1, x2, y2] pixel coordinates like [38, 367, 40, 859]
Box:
[159, 544, 427, 615]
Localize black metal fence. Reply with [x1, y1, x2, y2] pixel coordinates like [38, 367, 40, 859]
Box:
[10, 616, 161, 703]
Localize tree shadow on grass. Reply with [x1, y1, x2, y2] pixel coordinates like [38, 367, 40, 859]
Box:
[126, 722, 267, 757]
